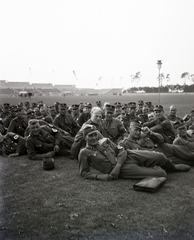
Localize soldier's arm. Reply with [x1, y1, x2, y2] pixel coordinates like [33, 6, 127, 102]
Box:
[78, 148, 113, 180]
[26, 138, 54, 160]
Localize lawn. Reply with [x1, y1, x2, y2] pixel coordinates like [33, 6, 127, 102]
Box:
[1, 155, 194, 239]
[0, 93, 194, 239]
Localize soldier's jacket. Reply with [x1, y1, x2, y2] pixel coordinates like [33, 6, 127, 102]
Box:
[78, 113, 91, 127]
[2, 132, 26, 155]
[166, 114, 182, 124]
[7, 117, 28, 137]
[119, 132, 164, 151]
[101, 118, 128, 144]
[3, 115, 14, 129]
[71, 119, 103, 160]
[138, 114, 149, 123]
[26, 124, 74, 160]
[79, 139, 127, 180]
[54, 113, 80, 136]
[143, 116, 175, 144]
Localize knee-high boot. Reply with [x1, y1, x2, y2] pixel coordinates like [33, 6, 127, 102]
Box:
[162, 160, 190, 172]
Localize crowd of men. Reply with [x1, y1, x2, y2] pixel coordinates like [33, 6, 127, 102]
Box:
[0, 99, 194, 180]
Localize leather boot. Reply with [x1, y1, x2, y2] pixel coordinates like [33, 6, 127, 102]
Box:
[162, 161, 190, 172]
[173, 164, 190, 172]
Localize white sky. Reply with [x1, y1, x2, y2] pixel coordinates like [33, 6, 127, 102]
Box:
[0, 0, 194, 88]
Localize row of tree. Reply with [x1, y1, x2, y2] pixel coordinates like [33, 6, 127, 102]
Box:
[124, 84, 194, 93]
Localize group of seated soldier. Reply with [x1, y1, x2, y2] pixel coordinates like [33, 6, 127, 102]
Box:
[0, 99, 194, 181]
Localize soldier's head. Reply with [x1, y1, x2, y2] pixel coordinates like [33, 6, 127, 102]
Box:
[128, 121, 142, 139]
[84, 103, 92, 113]
[169, 105, 177, 116]
[27, 109, 36, 120]
[148, 112, 155, 121]
[104, 104, 115, 121]
[83, 125, 99, 146]
[59, 103, 67, 116]
[128, 102, 136, 114]
[114, 102, 122, 116]
[177, 124, 187, 138]
[154, 105, 164, 119]
[90, 107, 102, 124]
[71, 104, 79, 114]
[28, 119, 40, 136]
[142, 105, 149, 115]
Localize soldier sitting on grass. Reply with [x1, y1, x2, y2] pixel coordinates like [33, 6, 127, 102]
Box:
[26, 119, 73, 160]
[78, 125, 190, 180]
[0, 132, 26, 157]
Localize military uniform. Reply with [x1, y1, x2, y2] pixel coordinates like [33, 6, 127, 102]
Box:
[101, 104, 128, 144]
[2, 132, 26, 156]
[7, 115, 28, 137]
[54, 113, 79, 137]
[119, 130, 194, 166]
[26, 124, 72, 160]
[143, 105, 175, 144]
[102, 118, 128, 144]
[71, 119, 103, 160]
[78, 137, 188, 180]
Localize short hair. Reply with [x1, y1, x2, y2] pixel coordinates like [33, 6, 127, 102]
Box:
[91, 107, 102, 115]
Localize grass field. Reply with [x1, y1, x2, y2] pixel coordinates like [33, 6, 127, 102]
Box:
[1, 93, 194, 239]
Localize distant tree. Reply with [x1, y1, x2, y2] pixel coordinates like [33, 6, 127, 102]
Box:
[190, 74, 194, 83]
[181, 72, 190, 85]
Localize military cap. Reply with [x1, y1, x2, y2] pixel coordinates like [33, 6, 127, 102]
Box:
[105, 104, 115, 112]
[114, 102, 122, 108]
[154, 105, 164, 111]
[27, 109, 35, 115]
[138, 100, 144, 105]
[72, 104, 79, 110]
[3, 103, 10, 109]
[25, 101, 30, 106]
[32, 102, 37, 107]
[128, 102, 136, 109]
[130, 121, 142, 129]
[59, 103, 67, 109]
[10, 105, 20, 112]
[84, 103, 92, 108]
[42, 158, 55, 171]
[146, 101, 152, 106]
[121, 105, 127, 110]
[83, 124, 98, 136]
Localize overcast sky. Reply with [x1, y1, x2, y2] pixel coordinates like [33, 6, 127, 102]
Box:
[0, 0, 194, 88]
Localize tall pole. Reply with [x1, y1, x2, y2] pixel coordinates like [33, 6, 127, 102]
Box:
[157, 60, 162, 105]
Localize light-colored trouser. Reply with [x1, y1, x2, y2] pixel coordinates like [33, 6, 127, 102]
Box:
[119, 150, 168, 179]
[158, 143, 194, 166]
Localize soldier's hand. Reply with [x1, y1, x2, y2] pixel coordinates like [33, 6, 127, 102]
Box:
[54, 145, 60, 152]
[45, 151, 55, 158]
[8, 153, 19, 157]
[141, 126, 151, 135]
[96, 174, 113, 181]
[110, 163, 122, 179]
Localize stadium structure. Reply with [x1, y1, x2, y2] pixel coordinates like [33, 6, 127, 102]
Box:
[0, 80, 123, 97]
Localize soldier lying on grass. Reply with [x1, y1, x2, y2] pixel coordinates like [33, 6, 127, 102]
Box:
[78, 124, 190, 180]
[119, 121, 194, 166]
